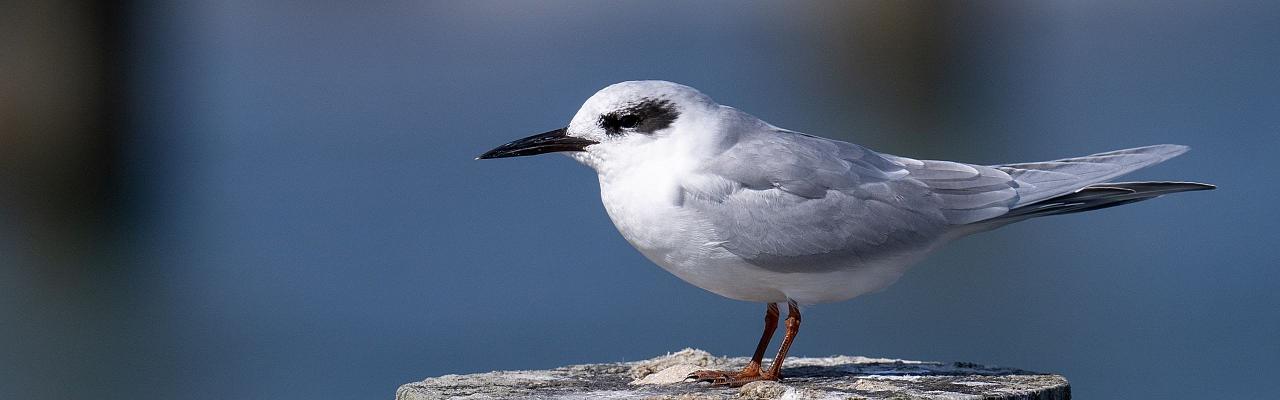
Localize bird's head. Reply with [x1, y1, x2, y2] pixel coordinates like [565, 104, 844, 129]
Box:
[478, 81, 732, 171]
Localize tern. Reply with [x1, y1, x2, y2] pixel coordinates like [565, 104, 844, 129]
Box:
[477, 80, 1213, 386]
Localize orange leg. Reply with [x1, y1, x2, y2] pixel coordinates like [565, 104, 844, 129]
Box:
[753, 301, 802, 385]
[690, 302, 802, 387]
[688, 302, 779, 384]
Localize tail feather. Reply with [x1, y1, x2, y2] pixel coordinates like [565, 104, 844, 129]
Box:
[996, 144, 1190, 206]
[988, 181, 1215, 223]
[947, 144, 1215, 232]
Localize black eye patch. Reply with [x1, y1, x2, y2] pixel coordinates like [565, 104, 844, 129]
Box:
[600, 99, 679, 135]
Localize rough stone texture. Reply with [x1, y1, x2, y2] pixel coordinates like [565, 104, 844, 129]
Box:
[397, 348, 1069, 400]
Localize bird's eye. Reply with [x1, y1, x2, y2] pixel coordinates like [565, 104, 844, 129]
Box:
[599, 99, 677, 135]
[618, 114, 641, 129]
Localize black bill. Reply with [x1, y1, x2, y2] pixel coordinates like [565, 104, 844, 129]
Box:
[476, 128, 598, 159]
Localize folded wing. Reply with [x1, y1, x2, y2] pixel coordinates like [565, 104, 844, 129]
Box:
[682, 133, 1206, 269]
[681, 130, 952, 270]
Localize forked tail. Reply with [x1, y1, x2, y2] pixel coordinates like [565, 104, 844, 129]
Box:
[985, 181, 1214, 225]
[974, 144, 1214, 227]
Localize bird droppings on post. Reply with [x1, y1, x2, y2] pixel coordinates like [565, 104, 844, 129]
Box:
[629, 348, 728, 381]
[396, 349, 1070, 400]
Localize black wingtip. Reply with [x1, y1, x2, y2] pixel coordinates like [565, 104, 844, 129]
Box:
[988, 181, 1216, 224]
[1163, 181, 1216, 191]
[1090, 181, 1216, 192]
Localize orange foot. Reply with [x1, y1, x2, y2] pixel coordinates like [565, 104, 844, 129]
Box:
[687, 367, 777, 387]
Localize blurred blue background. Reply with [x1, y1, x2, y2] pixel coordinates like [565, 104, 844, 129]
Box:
[2, 1, 1277, 399]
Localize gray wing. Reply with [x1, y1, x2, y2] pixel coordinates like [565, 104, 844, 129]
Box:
[679, 130, 1018, 270]
[992, 144, 1189, 205]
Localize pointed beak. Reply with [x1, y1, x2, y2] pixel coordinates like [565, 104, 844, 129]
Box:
[476, 128, 599, 160]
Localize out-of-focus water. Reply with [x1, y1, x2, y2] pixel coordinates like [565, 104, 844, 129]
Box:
[3, 2, 1277, 399]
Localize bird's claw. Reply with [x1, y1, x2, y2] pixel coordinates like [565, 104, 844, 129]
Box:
[687, 369, 774, 387]
[687, 369, 732, 384]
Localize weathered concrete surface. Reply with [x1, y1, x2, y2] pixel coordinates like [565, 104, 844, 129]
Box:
[396, 349, 1069, 399]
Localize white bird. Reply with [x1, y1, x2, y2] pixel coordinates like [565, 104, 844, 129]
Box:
[478, 80, 1213, 386]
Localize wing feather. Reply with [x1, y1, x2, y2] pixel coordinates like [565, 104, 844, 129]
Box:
[677, 133, 1196, 270]
[680, 131, 952, 271]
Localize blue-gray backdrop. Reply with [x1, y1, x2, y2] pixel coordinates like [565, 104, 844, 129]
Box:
[3, 1, 1278, 399]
